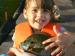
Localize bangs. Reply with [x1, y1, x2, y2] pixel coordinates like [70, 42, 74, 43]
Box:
[35, 0, 54, 10]
[25, 0, 54, 10]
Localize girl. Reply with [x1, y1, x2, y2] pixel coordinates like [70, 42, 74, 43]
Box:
[8, 0, 70, 56]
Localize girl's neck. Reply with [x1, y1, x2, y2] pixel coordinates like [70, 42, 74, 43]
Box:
[32, 28, 41, 34]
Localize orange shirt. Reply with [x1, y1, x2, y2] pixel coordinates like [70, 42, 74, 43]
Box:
[13, 21, 61, 48]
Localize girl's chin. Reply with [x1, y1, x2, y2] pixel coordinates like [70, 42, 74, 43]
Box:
[33, 26, 42, 30]
[32, 25, 43, 30]
[31, 23, 44, 30]
[34, 22, 43, 27]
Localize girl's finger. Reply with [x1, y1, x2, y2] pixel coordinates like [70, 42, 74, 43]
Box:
[51, 46, 62, 56]
[45, 42, 57, 50]
[56, 51, 63, 56]
[42, 37, 56, 44]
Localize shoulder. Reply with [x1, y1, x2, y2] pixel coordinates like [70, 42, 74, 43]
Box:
[47, 21, 61, 27]
[16, 22, 26, 28]
[15, 21, 28, 30]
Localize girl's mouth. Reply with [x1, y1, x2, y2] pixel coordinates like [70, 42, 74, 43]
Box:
[34, 19, 45, 23]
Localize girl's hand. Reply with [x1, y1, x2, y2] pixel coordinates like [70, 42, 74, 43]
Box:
[42, 32, 72, 56]
[42, 37, 63, 56]
[9, 48, 36, 56]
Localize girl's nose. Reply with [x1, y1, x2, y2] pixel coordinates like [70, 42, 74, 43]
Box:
[37, 10, 43, 18]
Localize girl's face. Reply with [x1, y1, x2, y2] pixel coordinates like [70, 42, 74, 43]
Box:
[24, 0, 51, 30]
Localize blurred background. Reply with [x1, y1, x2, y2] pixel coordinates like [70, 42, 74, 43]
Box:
[0, 0, 20, 27]
[0, 0, 75, 56]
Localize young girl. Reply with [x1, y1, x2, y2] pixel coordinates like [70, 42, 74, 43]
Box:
[8, 0, 70, 56]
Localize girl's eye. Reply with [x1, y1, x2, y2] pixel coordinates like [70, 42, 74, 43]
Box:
[32, 9, 37, 12]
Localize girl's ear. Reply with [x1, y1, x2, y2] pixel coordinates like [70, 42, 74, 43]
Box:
[23, 9, 27, 19]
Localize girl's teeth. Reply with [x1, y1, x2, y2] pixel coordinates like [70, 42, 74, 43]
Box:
[35, 20, 45, 23]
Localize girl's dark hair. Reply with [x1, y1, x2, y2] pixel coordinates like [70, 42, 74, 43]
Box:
[24, 0, 54, 10]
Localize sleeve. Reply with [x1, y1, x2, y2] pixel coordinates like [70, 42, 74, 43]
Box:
[12, 34, 20, 48]
[12, 24, 23, 48]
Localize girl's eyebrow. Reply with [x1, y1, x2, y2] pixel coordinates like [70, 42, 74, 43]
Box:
[31, 5, 40, 9]
[32, 6, 38, 9]
[32, 7, 38, 9]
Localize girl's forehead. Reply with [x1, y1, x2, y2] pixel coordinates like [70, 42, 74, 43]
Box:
[28, 0, 41, 8]
[27, 0, 53, 10]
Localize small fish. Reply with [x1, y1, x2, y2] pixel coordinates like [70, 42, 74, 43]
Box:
[21, 33, 51, 56]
